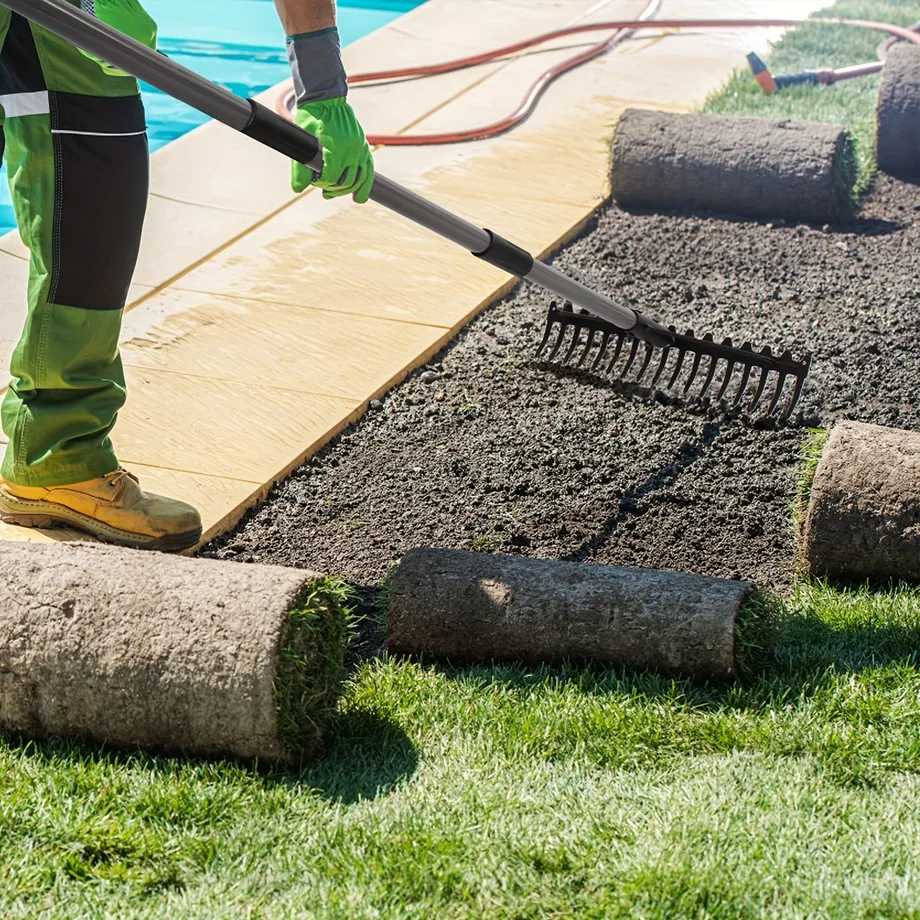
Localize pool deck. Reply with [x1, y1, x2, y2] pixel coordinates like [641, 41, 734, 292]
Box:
[0, 0, 826, 548]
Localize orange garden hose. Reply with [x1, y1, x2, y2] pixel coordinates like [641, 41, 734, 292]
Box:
[275, 15, 920, 146]
[275, 0, 662, 142]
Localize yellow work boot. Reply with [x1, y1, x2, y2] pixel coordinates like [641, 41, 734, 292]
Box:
[0, 467, 202, 552]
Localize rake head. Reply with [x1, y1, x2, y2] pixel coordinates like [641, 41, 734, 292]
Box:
[536, 302, 812, 423]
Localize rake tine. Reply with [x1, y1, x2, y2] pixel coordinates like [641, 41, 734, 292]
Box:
[591, 330, 611, 371]
[731, 344, 754, 406]
[576, 328, 598, 367]
[750, 371, 770, 414]
[765, 372, 789, 419]
[683, 348, 703, 396]
[535, 311, 557, 357]
[667, 348, 687, 390]
[604, 332, 626, 374]
[545, 320, 570, 363]
[765, 349, 800, 418]
[697, 354, 720, 401]
[748, 362, 772, 414]
[633, 343, 655, 384]
[650, 346, 672, 389]
[781, 362, 809, 422]
[710, 338, 733, 402]
[562, 322, 584, 364]
[620, 337, 642, 378]
[716, 361, 736, 403]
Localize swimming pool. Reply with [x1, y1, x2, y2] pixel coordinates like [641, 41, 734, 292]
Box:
[0, 0, 421, 237]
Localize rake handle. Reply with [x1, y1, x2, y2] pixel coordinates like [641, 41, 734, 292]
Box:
[3, 0, 644, 335]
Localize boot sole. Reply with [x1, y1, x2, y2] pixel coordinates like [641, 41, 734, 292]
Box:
[0, 497, 202, 553]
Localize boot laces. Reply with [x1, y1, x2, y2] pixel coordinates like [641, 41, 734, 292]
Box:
[103, 467, 140, 490]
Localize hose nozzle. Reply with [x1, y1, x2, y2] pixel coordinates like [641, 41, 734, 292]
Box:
[746, 52, 779, 93]
[747, 51, 849, 92]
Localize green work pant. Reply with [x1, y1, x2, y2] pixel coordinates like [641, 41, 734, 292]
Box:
[0, 6, 148, 486]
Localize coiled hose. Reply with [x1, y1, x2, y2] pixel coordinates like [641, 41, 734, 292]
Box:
[276, 12, 920, 146]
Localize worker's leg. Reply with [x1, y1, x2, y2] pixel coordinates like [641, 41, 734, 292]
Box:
[0, 9, 201, 551]
[0, 9, 146, 486]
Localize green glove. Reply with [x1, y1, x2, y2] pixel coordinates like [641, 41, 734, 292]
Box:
[78, 0, 157, 77]
[286, 28, 375, 204]
[292, 99, 375, 203]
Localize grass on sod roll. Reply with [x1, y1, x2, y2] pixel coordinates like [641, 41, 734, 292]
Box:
[2, 2, 920, 917]
[704, 0, 920, 198]
[733, 588, 783, 679]
[274, 577, 355, 758]
[791, 427, 831, 544]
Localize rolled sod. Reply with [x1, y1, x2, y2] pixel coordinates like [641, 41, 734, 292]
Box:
[0, 543, 350, 765]
[877, 44, 920, 180]
[387, 548, 754, 680]
[803, 421, 920, 581]
[610, 108, 856, 223]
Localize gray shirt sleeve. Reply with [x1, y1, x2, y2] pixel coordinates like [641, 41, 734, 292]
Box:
[287, 27, 348, 105]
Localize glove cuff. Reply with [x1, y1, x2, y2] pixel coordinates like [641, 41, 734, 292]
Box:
[287, 27, 348, 106]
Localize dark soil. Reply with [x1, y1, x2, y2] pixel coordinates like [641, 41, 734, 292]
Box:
[202, 173, 920, 611]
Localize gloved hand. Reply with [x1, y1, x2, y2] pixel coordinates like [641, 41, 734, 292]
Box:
[78, 0, 157, 77]
[286, 28, 375, 204]
[292, 99, 375, 203]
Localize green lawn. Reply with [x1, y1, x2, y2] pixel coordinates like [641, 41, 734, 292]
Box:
[4, 584, 920, 918]
[4, 3, 920, 918]
[704, 0, 920, 195]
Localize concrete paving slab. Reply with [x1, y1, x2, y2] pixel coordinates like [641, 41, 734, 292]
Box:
[147, 120, 297, 217]
[113, 366, 360, 483]
[118, 288, 456, 401]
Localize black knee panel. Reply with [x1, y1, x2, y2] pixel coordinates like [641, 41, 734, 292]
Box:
[50, 93, 149, 311]
[1, 12, 149, 312]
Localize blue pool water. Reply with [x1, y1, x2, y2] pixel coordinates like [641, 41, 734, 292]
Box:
[0, 0, 420, 236]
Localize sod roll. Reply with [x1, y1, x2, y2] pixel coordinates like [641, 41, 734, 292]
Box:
[388, 548, 754, 680]
[877, 43, 920, 180]
[611, 108, 856, 223]
[803, 421, 920, 581]
[0, 543, 349, 765]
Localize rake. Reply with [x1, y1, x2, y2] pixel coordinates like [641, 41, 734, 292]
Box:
[537, 304, 811, 422]
[7, 0, 813, 424]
